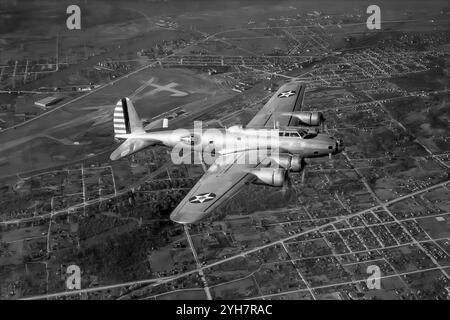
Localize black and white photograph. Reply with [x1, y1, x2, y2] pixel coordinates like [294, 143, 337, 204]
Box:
[0, 0, 449, 307]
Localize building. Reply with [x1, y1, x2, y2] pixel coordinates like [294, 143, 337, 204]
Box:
[34, 96, 62, 108]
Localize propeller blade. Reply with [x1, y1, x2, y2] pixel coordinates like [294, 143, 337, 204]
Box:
[301, 158, 307, 185]
[278, 170, 293, 197]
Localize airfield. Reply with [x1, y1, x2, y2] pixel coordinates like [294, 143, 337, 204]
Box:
[0, 67, 235, 180]
[0, 0, 450, 300]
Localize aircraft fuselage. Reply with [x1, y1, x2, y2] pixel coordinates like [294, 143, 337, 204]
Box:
[115, 126, 344, 159]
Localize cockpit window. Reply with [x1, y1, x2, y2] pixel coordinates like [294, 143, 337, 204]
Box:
[279, 130, 307, 138]
[297, 129, 307, 138]
[293, 129, 317, 139]
[303, 132, 318, 139]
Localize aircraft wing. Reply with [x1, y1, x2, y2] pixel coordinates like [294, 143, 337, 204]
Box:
[246, 81, 306, 128]
[170, 150, 269, 224]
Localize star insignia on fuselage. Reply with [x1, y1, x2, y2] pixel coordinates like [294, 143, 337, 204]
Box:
[189, 192, 216, 204]
[278, 90, 296, 98]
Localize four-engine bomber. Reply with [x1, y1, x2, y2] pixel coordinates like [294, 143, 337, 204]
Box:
[110, 81, 344, 224]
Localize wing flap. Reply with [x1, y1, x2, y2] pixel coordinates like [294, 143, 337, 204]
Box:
[170, 150, 267, 224]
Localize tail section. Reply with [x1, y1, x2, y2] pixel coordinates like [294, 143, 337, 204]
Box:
[111, 97, 159, 161]
[110, 138, 157, 161]
[114, 97, 144, 137]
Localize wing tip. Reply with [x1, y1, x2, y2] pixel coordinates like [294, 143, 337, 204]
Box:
[170, 211, 200, 225]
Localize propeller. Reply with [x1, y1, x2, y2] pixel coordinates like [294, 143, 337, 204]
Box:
[300, 157, 307, 186]
[277, 169, 293, 197]
[274, 156, 308, 196]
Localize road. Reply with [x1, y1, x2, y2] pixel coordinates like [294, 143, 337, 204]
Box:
[0, 156, 187, 226]
[247, 264, 450, 300]
[8, 16, 450, 300]
[184, 225, 212, 300]
[20, 179, 449, 300]
[21, 274, 177, 300]
[0, 18, 432, 136]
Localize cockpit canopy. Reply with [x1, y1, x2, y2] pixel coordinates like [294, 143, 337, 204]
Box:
[278, 129, 318, 139]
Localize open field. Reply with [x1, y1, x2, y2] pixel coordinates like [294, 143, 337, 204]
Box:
[0, 67, 234, 179]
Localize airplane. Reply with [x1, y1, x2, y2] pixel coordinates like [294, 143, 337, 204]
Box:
[110, 81, 344, 224]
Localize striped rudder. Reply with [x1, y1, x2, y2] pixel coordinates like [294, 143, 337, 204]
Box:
[113, 97, 143, 137]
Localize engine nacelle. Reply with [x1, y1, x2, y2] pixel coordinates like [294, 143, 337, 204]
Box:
[271, 154, 303, 172]
[290, 112, 324, 126]
[251, 168, 285, 187]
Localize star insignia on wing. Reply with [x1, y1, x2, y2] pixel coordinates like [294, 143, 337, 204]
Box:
[189, 193, 216, 204]
[278, 90, 296, 98]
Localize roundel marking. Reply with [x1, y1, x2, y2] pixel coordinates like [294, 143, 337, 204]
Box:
[189, 192, 216, 204]
[278, 90, 296, 98]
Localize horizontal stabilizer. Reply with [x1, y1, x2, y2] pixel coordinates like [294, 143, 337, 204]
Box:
[144, 117, 169, 131]
[110, 138, 159, 161]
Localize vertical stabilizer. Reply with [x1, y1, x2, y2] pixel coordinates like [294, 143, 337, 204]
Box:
[113, 97, 144, 136]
